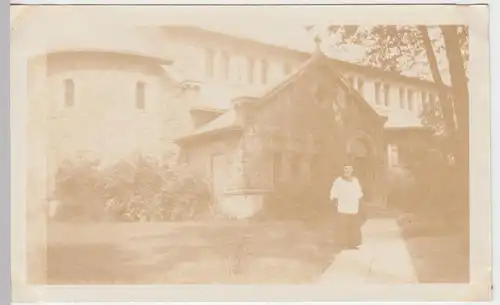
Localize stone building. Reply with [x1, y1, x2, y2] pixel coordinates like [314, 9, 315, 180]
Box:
[21, 18, 447, 219]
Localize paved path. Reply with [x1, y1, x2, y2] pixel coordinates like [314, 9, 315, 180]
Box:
[317, 217, 418, 284]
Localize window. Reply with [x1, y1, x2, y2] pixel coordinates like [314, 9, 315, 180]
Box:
[273, 152, 282, 185]
[425, 92, 431, 107]
[221, 51, 230, 80]
[236, 58, 245, 82]
[399, 87, 407, 109]
[135, 81, 146, 110]
[429, 93, 436, 106]
[247, 57, 255, 84]
[421, 91, 428, 105]
[389, 144, 399, 167]
[64, 79, 74, 107]
[374, 82, 382, 105]
[383, 84, 390, 106]
[261, 59, 268, 84]
[420, 92, 427, 112]
[205, 48, 215, 78]
[408, 89, 415, 111]
[357, 78, 365, 95]
[283, 62, 292, 75]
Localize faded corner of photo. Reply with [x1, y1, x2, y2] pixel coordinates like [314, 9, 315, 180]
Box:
[10, 3, 491, 303]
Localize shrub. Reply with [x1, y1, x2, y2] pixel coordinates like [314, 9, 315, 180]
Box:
[257, 183, 335, 222]
[52, 156, 212, 222]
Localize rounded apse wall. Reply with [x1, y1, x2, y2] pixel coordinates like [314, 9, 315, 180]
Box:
[41, 51, 174, 167]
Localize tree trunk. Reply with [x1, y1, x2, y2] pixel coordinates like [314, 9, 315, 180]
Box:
[441, 25, 469, 168]
[440, 26, 470, 230]
[418, 26, 456, 143]
[420, 26, 469, 236]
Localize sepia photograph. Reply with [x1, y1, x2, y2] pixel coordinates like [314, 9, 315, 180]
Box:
[10, 3, 491, 302]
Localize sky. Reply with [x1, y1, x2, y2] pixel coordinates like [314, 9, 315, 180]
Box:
[11, 5, 453, 84]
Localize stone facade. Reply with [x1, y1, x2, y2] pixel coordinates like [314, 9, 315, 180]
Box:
[178, 55, 387, 218]
[42, 51, 191, 168]
[23, 19, 441, 220]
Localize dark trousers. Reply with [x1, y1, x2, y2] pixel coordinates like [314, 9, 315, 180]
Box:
[336, 213, 362, 248]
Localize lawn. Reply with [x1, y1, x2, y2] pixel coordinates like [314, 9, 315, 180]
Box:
[47, 220, 341, 284]
[397, 213, 469, 283]
[402, 233, 469, 283]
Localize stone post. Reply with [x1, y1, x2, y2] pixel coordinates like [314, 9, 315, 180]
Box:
[218, 97, 271, 219]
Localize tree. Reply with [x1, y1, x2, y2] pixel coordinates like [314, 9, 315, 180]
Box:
[306, 24, 470, 214]
[305, 25, 468, 140]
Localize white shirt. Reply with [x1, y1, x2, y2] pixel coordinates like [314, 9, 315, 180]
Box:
[330, 177, 363, 214]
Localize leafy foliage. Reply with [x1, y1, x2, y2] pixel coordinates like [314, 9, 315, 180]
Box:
[53, 156, 212, 222]
[310, 25, 469, 76]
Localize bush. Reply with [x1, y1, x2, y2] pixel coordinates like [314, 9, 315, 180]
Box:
[52, 156, 212, 222]
[385, 166, 418, 211]
[393, 148, 469, 235]
[256, 183, 335, 222]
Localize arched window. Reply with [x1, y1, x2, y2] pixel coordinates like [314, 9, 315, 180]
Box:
[135, 81, 146, 110]
[64, 79, 74, 107]
[388, 144, 399, 167]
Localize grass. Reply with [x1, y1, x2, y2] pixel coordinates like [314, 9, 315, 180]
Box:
[402, 233, 469, 283]
[397, 212, 469, 283]
[47, 220, 340, 284]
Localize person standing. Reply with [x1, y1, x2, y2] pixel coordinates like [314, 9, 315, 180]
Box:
[330, 163, 364, 249]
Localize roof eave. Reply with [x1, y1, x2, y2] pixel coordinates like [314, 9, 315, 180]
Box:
[174, 127, 243, 146]
[323, 60, 385, 124]
[161, 25, 450, 91]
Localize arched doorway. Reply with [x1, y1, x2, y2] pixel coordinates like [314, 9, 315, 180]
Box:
[347, 135, 376, 201]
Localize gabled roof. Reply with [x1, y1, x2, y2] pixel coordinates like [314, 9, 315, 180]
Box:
[162, 65, 292, 113]
[175, 51, 385, 144]
[175, 108, 242, 145]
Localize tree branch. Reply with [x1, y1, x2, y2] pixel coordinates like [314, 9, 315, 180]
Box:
[418, 26, 456, 142]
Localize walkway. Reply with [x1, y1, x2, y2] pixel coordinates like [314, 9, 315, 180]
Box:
[317, 216, 418, 284]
